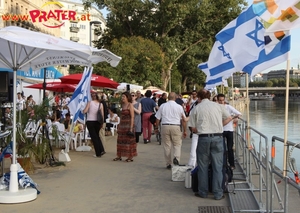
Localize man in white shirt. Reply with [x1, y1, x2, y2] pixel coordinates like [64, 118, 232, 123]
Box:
[16, 92, 25, 111]
[65, 95, 70, 105]
[155, 92, 187, 169]
[217, 94, 242, 170]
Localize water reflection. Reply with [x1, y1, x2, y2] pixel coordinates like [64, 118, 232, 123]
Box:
[249, 100, 300, 170]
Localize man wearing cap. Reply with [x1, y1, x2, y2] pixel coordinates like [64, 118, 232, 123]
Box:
[188, 89, 233, 200]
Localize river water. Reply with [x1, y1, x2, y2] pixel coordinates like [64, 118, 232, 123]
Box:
[247, 99, 300, 170]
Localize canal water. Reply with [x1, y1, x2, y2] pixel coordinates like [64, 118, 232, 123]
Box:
[248, 99, 300, 170]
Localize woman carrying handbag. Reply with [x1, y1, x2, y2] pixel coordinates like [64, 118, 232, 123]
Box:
[83, 92, 105, 157]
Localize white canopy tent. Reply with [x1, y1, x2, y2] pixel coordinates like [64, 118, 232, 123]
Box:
[116, 82, 143, 92]
[0, 26, 121, 203]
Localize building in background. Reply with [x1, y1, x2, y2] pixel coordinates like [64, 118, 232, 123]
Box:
[267, 68, 300, 80]
[252, 73, 264, 82]
[0, 0, 106, 76]
[0, 0, 62, 36]
[57, 0, 106, 75]
[58, 0, 106, 46]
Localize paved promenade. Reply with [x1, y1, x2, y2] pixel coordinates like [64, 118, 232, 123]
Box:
[2, 134, 229, 213]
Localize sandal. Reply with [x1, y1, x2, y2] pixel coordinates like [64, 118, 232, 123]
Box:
[125, 158, 133, 162]
[113, 157, 122, 161]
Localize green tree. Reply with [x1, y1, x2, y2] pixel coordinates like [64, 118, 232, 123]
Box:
[278, 78, 286, 87]
[97, 36, 164, 86]
[84, 0, 247, 90]
[265, 80, 273, 87]
[270, 78, 279, 87]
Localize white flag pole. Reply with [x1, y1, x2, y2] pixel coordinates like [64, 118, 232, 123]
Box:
[283, 52, 290, 213]
[283, 54, 291, 177]
[246, 73, 251, 149]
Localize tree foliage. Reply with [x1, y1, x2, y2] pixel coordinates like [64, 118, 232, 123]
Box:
[84, 0, 247, 91]
[95, 36, 164, 86]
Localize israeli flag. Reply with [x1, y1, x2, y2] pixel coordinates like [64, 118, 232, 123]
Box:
[198, 40, 237, 81]
[216, 5, 290, 77]
[216, 6, 265, 71]
[204, 76, 228, 90]
[68, 67, 92, 123]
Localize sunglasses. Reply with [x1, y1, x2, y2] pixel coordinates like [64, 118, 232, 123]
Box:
[131, 94, 135, 97]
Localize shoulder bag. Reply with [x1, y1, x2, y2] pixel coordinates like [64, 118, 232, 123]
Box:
[97, 103, 104, 127]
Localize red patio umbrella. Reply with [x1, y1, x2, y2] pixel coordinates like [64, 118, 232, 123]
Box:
[59, 73, 119, 89]
[25, 82, 77, 93]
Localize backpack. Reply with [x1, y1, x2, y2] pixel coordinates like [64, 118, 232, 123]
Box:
[149, 113, 156, 125]
[223, 164, 233, 193]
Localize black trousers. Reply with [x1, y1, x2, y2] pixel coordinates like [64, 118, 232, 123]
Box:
[135, 132, 141, 143]
[223, 131, 234, 167]
[86, 121, 104, 156]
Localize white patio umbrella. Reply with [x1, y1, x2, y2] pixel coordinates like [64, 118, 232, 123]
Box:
[116, 82, 143, 91]
[0, 26, 121, 203]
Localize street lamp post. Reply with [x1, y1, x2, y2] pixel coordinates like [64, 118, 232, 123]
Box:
[89, 21, 101, 47]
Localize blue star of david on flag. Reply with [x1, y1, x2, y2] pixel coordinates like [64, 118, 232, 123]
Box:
[246, 19, 264, 47]
[218, 45, 231, 59]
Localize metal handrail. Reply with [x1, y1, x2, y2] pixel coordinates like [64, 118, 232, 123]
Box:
[271, 136, 300, 213]
[235, 118, 270, 212]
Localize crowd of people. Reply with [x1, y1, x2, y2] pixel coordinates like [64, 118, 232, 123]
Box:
[120, 89, 241, 200]
[11, 88, 242, 201]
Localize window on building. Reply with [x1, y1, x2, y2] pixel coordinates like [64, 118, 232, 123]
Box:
[16, 3, 18, 13]
[80, 25, 86, 30]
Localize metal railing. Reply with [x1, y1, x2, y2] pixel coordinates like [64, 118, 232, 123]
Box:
[270, 136, 300, 213]
[234, 118, 300, 212]
[234, 118, 270, 212]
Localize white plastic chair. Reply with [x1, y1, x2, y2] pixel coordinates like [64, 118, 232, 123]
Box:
[24, 119, 37, 137]
[48, 123, 69, 151]
[84, 127, 91, 144]
[110, 117, 120, 136]
[65, 130, 84, 150]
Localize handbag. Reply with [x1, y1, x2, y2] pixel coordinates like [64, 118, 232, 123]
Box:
[127, 131, 134, 137]
[97, 103, 104, 126]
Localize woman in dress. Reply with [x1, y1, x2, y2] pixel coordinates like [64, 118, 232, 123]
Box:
[131, 92, 142, 143]
[113, 92, 137, 162]
[83, 92, 105, 157]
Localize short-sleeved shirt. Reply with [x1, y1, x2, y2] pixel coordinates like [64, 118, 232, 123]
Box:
[87, 101, 101, 121]
[16, 98, 25, 111]
[223, 104, 242, 132]
[140, 98, 156, 113]
[188, 99, 230, 134]
[155, 100, 186, 125]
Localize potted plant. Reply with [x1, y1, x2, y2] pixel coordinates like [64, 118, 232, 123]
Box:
[16, 99, 53, 172]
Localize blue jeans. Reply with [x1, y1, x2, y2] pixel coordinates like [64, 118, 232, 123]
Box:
[196, 135, 224, 199]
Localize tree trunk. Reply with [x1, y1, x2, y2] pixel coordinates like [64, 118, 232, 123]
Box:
[161, 63, 174, 91]
[182, 77, 188, 92]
